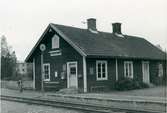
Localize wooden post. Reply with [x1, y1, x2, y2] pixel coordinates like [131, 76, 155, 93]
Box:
[41, 53, 44, 93]
[116, 59, 118, 81]
[33, 58, 36, 90]
[40, 44, 46, 93]
[83, 56, 87, 92]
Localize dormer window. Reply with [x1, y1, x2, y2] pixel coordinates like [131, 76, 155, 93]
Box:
[52, 34, 59, 49]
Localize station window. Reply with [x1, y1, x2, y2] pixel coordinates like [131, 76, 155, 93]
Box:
[96, 60, 108, 80]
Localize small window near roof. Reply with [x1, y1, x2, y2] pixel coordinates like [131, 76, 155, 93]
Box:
[52, 34, 59, 49]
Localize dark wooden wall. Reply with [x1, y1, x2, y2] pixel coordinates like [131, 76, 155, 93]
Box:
[86, 58, 116, 92]
[33, 31, 83, 91]
[117, 59, 143, 81]
[86, 58, 165, 92]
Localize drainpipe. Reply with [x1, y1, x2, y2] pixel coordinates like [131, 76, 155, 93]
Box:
[116, 59, 118, 81]
[83, 56, 87, 92]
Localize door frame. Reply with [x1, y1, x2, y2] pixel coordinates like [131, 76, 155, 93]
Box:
[67, 61, 78, 88]
[142, 61, 150, 83]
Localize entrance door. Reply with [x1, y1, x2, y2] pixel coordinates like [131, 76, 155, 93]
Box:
[67, 62, 78, 88]
[142, 61, 150, 83]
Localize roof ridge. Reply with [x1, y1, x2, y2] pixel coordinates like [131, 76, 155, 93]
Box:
[51, 23, 117, 35]
[51, 23, 149, 40]
[50, 23, 87, 31]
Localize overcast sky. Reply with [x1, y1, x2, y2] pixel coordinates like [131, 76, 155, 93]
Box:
[1, 0, 167, 61]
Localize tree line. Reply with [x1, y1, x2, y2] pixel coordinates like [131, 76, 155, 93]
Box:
[1, 35, 17, 80]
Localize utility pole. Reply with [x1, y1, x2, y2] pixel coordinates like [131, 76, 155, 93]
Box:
[40, 44, 46, 93]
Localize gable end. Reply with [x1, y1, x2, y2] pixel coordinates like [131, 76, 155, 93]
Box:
[25, 24, 86, 62]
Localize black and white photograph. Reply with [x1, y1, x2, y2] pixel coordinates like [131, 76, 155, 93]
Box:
[0, 0, 167, 113]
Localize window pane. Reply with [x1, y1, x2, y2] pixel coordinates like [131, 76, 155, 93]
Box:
[125, 63, 128, 77]
[98, 72, 101, 78]
[45, 74, 47, 79]
[102, 63, 105, 73]
[98, 63, 101, 68]
[102, 72, 106, 78]
[98, 63, 101, 73]
[98, 67, 101, 73]
[102, 63, 106, 78]
[70, 67, 76, 74]
[124, 62, 133, 78]
[52, 35, 59, 49]
[45, 74, 49, 79]
[129, 64, 131, 77]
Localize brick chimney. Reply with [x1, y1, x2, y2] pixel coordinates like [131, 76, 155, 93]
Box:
[112, 23, 122, 34]
[87, 18, 97, 31]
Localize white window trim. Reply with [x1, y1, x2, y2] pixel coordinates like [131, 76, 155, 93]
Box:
[124, 61, 133, 79]
[52, 34, 59, 49]
[43, 63, 50, 81]
[96, 60, 108, 81]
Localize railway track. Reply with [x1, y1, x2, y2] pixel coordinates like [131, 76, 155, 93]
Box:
[0, 95, 158, 113]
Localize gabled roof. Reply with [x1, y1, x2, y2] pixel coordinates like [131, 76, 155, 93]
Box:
[25, 23, 166, 62]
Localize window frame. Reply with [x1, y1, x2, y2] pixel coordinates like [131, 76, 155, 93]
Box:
[52, 34, 60, 49]
[124, 61, 133, 79]
[43, 63, 50, 81]
[96, 60, 108, 81]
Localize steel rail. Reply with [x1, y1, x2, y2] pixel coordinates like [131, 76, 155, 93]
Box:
[0, 95, 158, 113]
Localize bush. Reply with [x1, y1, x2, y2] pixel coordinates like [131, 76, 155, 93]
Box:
[139, 81, 149, 88]
[115, 78, 149, 91]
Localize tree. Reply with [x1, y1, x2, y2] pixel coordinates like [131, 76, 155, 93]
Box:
[1, 35, 17, 80]
[1, 35, 8, 57]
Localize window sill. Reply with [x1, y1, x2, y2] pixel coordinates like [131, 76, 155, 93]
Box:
[44, 81, 59, 84]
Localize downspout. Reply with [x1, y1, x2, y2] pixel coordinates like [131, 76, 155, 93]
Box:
[83, 56, 87, 92]
[116, 59, 118, 81]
